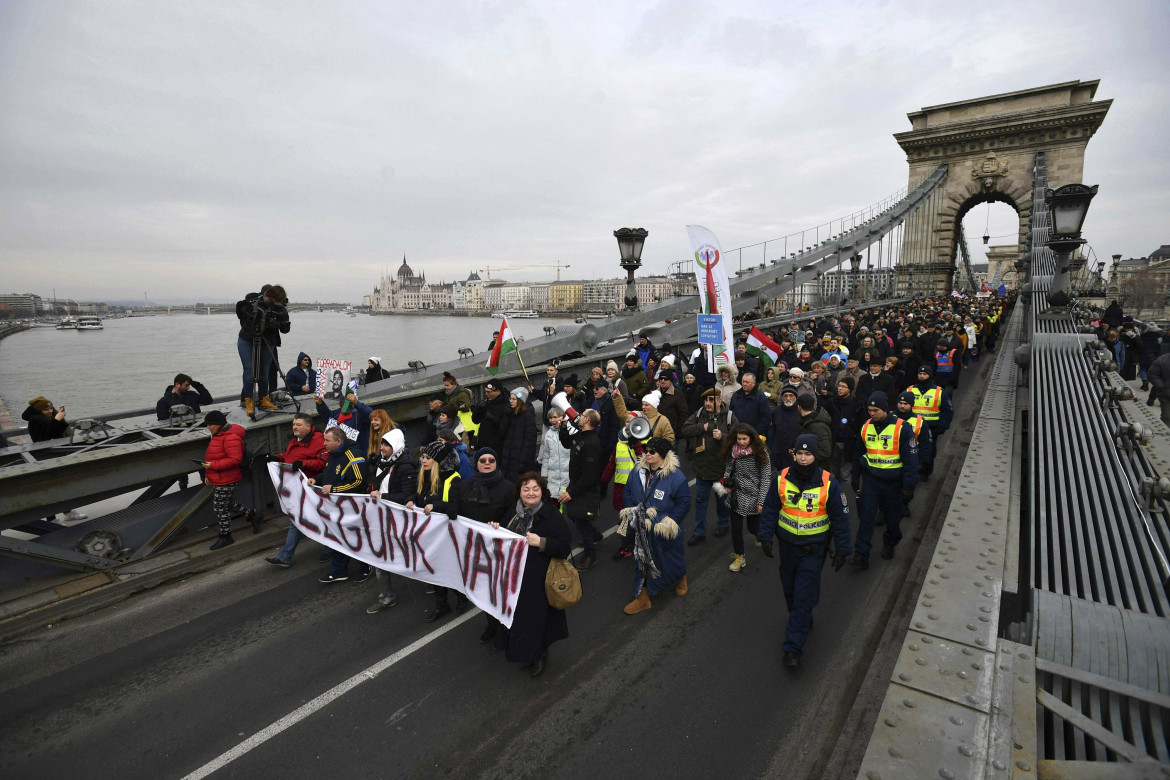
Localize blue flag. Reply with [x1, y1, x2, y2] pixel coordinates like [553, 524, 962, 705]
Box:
[996, 284, 1007, 296]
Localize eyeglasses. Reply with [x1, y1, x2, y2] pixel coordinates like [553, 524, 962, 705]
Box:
[478, 457, 496, 464]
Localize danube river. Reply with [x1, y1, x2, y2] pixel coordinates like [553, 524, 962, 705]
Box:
[0, 312, 583, 418]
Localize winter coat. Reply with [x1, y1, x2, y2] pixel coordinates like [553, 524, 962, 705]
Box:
[758, 464, 851, 551]
[368, 455, 418, 504]
[315, 398, 374, 455]
[722, 446, 772, 516]
[1138, 331, 1163, 369]
[770, 404, 801, 473]
[636, 341, 655, 372]
[538, 426, 572, 496]
[797, 406, 833, 472]
[1150, 352, 1170, 401]
[203, 423, 246, 486]
[758, 376, 783, 409]
[501, 500, 571, 664]
[622, 450, 691, 595]
[278, 427, 327, 478]
[452, 472, 514, 525]
[729, 386, 772, 437]
[715, 377, 741, 407]
[589, 393, 625, 457]
[235, 291, 290, 343]
[560, 426, 602, 500]
[855, 371, 896, 406]
[319, 440, 367, 494]
[824, 393, 863, 448]
[639, 406, 675, 443]
[622, 365, 650, 405]
[655, 386, 690, 441]
[443, 383, 473, 410]
[681, 405, 738, 481]
[285, 352, 316, 396]
[681, 381, 705, 415]
[471, 393, 511, 452]
[155, 381, 214, 421]
[498, 403, 537, 482]
[21, 406, 68, 442]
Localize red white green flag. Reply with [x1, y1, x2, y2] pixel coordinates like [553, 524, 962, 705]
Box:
[485, 317, 517, 375]
[745, 326, 782, 368]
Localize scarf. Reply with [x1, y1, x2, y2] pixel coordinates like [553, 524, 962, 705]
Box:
[731, 442, 753, 460]
[507, 499, 542, 536]
[790, 461, 818, 484]
[466, 467, 505, 505]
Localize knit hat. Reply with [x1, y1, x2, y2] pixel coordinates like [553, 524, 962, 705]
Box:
[606, 360, 619, 373]
[204, 410, 228, 427]
[422, 441, 452, 461]
[437, 428, 458, 444]
[626, 349, 638, 359]
[511, 386, 529, 403]
[368, 356, 382, 365]
[27, 396, 51, 412]
[475, 446, 498, 464]
[642, 390, 661, 409]
[897, 391, 916, 406]
[867, 391, 890, 411]
[794, 433, 819, 456]
[780, 384, 800, 398]
[562, 374, 578, 389]
[788, 367, 804, 379]
[646, 437, 672, 457]
[485, 379, 504, 393]
[660, 354, 674, 367]
[797, 393, 817, 411]
[917, 365, 933, 376]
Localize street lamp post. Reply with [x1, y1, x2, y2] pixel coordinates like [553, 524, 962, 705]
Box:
[849, 253, 862, 303]
[1044, 184, 1097, 311]
[614, 227, 648, 311]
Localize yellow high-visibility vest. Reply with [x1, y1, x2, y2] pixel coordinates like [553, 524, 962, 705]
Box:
[861, 418, 904, 470]
[777, 468, 831, 536]
[910, 386, 942, 423]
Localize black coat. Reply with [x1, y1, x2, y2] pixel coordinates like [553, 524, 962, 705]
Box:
[21, 406, 67, 442]
[498, 404, 537, 482]
[366, 456, 417, 504]
[589, 394, 623, 456]
[656, 387, 690, 439]
[855, 371, 896, 405]
[155, 381, 214, 421]
[500, 501, 571, 664]
[453, 473, 515, 525]
[560, 427, 601, 498]
[471, 393, 511, 452]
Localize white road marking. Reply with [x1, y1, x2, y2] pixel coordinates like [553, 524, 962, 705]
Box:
[183, 479, 697, 777]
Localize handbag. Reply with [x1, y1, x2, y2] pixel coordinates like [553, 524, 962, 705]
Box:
[545, 555, 582, 610]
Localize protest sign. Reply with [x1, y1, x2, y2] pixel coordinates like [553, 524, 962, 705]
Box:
[315, 358, 352, 400]
[268, 463, 528, 627]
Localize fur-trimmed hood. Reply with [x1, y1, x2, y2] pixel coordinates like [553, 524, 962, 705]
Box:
[634, 448, 680, 477]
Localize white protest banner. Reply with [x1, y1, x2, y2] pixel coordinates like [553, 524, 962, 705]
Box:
[687, 225, 734, 373]
[268, 463, 529, 627]
[315, 358, 352, 400]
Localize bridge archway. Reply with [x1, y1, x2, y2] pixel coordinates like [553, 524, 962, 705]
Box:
[892, 80, 1111, 296]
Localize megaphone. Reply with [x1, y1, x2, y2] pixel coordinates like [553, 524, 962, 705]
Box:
[550, 392, 579, 423]
[623, 415, 652, 441]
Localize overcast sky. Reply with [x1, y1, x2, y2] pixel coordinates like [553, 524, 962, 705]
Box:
[1, 0, 1166, 303]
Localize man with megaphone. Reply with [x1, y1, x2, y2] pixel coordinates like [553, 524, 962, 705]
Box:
[557, 407, 603, 571]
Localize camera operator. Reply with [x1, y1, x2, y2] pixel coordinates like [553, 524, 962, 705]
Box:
[235, 284, 290, 415]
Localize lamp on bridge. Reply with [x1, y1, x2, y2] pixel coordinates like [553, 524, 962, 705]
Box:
[1044, 183, 1098, 312]
[614, 227, 648, 311]
[849, 253, 863, 301]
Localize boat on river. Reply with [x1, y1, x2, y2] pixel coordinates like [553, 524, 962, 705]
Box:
[55, 317, 79, 330]
[77, 316, 104, 330]
[491, 309, 537, 318]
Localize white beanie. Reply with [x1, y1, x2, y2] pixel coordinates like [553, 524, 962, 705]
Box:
[660, 354, 675, 367]
[642, 390, 661, 409]
[369, 356, 382, 364]
[789, 367, 805, 379]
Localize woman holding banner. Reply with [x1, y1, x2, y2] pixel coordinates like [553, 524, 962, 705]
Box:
[408, 441, 465, 623]
[490, 473, 570, 678]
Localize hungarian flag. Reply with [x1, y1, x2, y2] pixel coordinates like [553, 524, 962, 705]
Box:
[745, 326, 782, 369]
[485, 317, 517, 376]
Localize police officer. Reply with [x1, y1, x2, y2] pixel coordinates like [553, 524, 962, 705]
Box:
[909, 365, 953, 466]
[849, 391, 918, 568]
[758, 433, 851, 669]
[895, 391, 934, 482]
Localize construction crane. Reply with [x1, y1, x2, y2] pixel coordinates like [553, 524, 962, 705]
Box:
[479, 260, 572, 281]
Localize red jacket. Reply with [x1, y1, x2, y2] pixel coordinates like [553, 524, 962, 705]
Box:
[278, 428, 327, 478]
[204, 424, 246, 485]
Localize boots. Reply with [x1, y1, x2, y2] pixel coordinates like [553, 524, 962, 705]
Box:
[675, 575, 689, 595]
[259, 396, 280, 411]
[210, 533, 234, 551]
[244, 398, 255, 416]
[1141, 380, 1150, 391]
[623, 587, 651, 614]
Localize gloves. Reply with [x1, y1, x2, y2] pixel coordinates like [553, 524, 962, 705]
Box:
[901, 487, 915, 505]
[851, 476, 861, 493]
[830, 548, 847, 572]
[292, 460, 303, 471]
[711, 482, 729, 499]
[760, 539, 774, 558]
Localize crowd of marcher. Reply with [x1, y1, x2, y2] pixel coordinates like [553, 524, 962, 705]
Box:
[22, 285, 1170, 674]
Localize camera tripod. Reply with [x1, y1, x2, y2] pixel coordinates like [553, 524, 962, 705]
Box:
[248, 334, 300, 421]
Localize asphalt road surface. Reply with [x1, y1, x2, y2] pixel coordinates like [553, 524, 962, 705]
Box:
[0, 362, 994, 780]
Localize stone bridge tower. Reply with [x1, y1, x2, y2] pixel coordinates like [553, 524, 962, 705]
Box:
[893, 81, 1111, 295]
